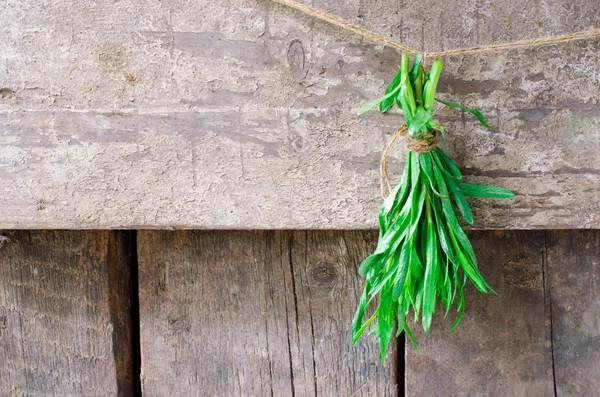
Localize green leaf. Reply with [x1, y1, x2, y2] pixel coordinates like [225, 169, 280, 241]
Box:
[435, 148, 462, 179]
[408, 107, 432, 136]
[408, 182, 426, 237]
[379, 67, 403, 113]
[435, 98, 492, 129]
[414, 281, 424, 322]
[426, 120, 445, 135]
[378, 287, 395, 363]
[429, 193, 456, 265]
[391, 243, 411, 300]
[358, 254, 380, 276]
[410, 152, 420, 188]
[419, 153, 445, 198]
[352, 309, 378, 344]
[396, 302, 407, 337]
[456, 182, 514, 199]
[422, 200, 438, 332]
[444, 174, 474, 225]
[351, 283, 369, 340]
[357, 84, 402, 115]
[450, 273, 467, 331]
[405, 324, 418, 351]
[409, 54, 423, 83]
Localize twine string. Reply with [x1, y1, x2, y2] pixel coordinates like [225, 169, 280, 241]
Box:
[272, 0, 600, 57]
[380, 125, 407, 198]
[380, 126, 438, 198]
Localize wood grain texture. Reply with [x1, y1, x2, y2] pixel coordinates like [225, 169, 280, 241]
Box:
[547, 230, 600, 396]
[405, 231, 554, 396]
[137, 230, 396, 396]
[0, 231, 136, 396]
[1, 0, 600, 229]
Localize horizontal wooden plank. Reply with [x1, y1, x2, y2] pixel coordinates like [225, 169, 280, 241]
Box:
[405, 231, 554, 396]
[137, 230, 396, 396]
[1, 0, 600, 229]
[0, 231, 136, 396]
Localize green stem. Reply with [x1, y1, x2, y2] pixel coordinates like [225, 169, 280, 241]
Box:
[423, 60, 443, 113]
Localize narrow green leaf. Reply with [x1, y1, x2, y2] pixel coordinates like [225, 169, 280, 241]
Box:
[391, 243, 411, 300]
[357, 84, 402, 115]
[378, 287, 395, 363]
[419, 153, 445, 198]
[405, 324, 418, 351]
[435, 148, 462, 179]
[409, 54, 423, 83]
[396, 302, 407, 337]
[379, 67, 403, 113]
[422, 199, 438, 332]
[352, 309, 378, 344]
[351, 283, 369, 339]
[426, 120, 445, 135]
[358, 254, 380, 276]
[435, 98, 492, 129]
[450, 273, 467, 331]
[444, 174, 474, 225]
[408, 107, 432, 136]
[456, 182, 515, 199]
[410, 152, 420, 188]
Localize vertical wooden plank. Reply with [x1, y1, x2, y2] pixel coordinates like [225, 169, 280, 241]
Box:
[289, 230, 397, 396]
[0, 230, 136, 396]
[547, 230, 600, 396]
[138, 231, 295, 396]
[406, 231, 554, 396]
[138, 230, 397, 396]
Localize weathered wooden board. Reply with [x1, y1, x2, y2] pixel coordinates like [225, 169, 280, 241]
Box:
[405, 231, 554, 396]
[547, 230, 600, 396]
[137, 230, 397, 396]
[0, 231, 137, 396]
[1, 0, 600, 229]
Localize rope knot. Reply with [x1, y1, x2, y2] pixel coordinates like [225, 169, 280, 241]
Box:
[406, 130, 438, 153]
[379, 125, 440, 198]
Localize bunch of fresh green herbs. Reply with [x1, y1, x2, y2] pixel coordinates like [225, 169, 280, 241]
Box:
[352, 53, 514, 363]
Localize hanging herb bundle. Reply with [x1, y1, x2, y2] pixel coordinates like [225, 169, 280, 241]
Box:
[352, 53, 514, 362]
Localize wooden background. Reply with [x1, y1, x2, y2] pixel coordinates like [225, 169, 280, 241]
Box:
[1, 229, 599, 396]
[2, 0, 600, 395]
[1, 0, 600, 229]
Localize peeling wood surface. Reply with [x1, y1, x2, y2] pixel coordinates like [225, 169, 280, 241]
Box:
[137, 230, 397, 396]
[405, 231, 554, 396]
[1, 0, 600, 229]
[0, 231, 136, 396]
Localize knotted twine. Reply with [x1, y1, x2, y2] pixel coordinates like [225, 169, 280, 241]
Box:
[270, 0, 600, 196]
[380, 126, 438, 197]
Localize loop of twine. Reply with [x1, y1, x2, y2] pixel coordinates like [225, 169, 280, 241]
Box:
[379, 126, 438, 198]
[380, 125, 407, 198]
[271, 0, 600, 57]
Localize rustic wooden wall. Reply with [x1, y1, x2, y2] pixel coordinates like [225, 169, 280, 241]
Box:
[3, 230, 598, 395]
[1, 0, 600, 229]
